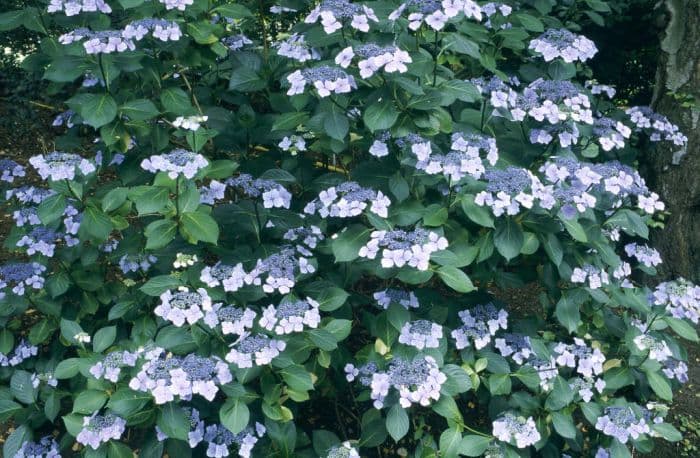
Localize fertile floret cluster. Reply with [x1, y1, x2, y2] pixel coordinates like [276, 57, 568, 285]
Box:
[260, 298, 321, 335]
[305, 0, 378, 34]
[141, 149, 209, 179]
[529, 29, 598, 62]
[347, 356, 447, 408]
[358, 228, 448, 270]
[76, 413, 127, 450]
[304, 182, 390, 218]
[129, 350, 232, 403]
[492, 412, 541, 448]
[225, 333, 286, 368]
[451, 303, 508, 349]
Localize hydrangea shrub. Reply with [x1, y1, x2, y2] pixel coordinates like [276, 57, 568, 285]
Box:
[0, 0, 697, 457]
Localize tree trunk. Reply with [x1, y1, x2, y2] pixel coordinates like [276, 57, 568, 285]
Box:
[646, 0, 700, 282]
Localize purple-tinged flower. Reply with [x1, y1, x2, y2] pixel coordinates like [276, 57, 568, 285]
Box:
[305, 182, 390, 218]
[335, 44, 412, 78]
[494, 333, 533, 364]
[0, 158, 25, 183]
[203, 422, 266, 458]
[47, 0, 111, 15]
[15, 435, 61, 458]
[626, 106, 687, 146]
[260, 298, 321, 335]
[123, 19, 182, 42]
[529, 29, 597, 62]
[653, 278, 700, 323]
[305, 0, 378, 34]
[624, 243, 662, 268]
[451, 303, 508, 349]
[492, 412, 541, 448]
[222, 35, 253, 51]
[154, 287, 212, 327]
[595, 406, 652, 444]
[570, 264, 610, 289]
[326, 441, 360, 457]
[17, 226, 78, 257]
[226, 173, 292, 209]
[6, 186, 56, 205]
[160, 0, 192, 10]
[141, 149, 208, 179]
[59, 28, 136, 54]
[29, 152, 95, 181]
[203, 304, 256, 335]
[398, 320, 443, 349]
[225, 333, 286, 368]
[89, 351, 138, 382]
[200, 262, 247, 292]
[76, 413, 126, 450]
[633, 334, 672, 362]
[129, 350, 232, 403]
[363, 356, 446, 409]
[662, 359, 688, 383]
[286, 67, 357, 97]
[553, 338, 605, 378]
[276, 33, 320, 62]
[244, 247, 314, 294]
[373, 288, 419, 309]
[0, 262, 46, 299]
[156, 407, 205, 447]
[358, 228, 447, 271]
[118, 254, 157, 274]
[0, 339, 38, 367]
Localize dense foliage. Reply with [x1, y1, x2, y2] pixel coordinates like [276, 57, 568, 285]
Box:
[0, 0, 698, 457]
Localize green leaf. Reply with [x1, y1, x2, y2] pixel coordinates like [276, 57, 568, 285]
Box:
[324, 319, 352, 341]
[552, 411, 577, 439]
[645, 370, 673, 401]
[461, 195, 494, 228]
[158, 403, 190, 441]
[549, 61, 577, 80]
[80, 206, 113, 241]
[55, 358, 81, 379]
[272, 112, 309, 131]
[386, 404, 410, 442]
[107, 389, 151, 418]
[102, 187, 128, 212]
[444, 33, 481, 59]
[281, 365, 314, 392]
[307, 329, 338, 351]
[220, 398, 250, 435]
[515, 13, 544, 31]
[441, 364, 473, 395]
[73, 390, 108, 414]
[11, 370, 37, 404]
[545, 376, 574, 410]
[0, 400, 22, 422]
[180, 211, 219, 244]
[3, 424, 30, 458]
[364, 102, 399, 131]
[323, 102, 349, 140]
[459, 435, 491, 456]
[229, 67, 266, 92]
[140, 275, 181, 296]
[160, 87, 194, 114]
[541, 233, 563, 266]
[438, 266, 476, 293]
[93, 326, 116, 353]
[120, 99, 159, 120]
[494, 218, 524, 261]
[651, 423, 682, 442]
[145, 219, 178, 250]
[664, 317, 699, 342]
[555, 290, 586, 333]
[314, 287, 349, 312]
[439, 80, 480, 102]
[0, 10, 25, 31]
[213, 4, 254, 17]
[332, 225, 370, 262]
[389, 173, 409, 202]
[439, 428, 463, 458]
[37, 194, 66, 224]
[68, 93, 118, 128]
[560, 216, 588, 242]
[60, 319, 84, 344]
[487, 373, 512, 395]
[130, 186, 170, 214]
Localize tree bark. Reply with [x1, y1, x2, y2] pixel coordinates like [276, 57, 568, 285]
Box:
[646, 0, 700, 282]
